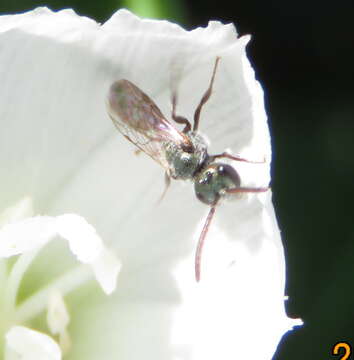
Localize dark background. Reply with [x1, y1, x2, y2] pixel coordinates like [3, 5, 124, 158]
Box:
[1, 0, 353, 358]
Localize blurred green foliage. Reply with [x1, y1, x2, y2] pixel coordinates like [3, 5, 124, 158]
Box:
[0, 0, 186, 24]
[121, 0, 184, 22]
[1, 0, 353, 359]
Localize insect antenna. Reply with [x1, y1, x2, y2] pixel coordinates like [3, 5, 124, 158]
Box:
[226, 187, 269, 195]
[193, 57, 221, 132]
[171, 93, 191, 133]
[211, 152, 266, 164]
[195, 205, 217, 282]
[169, 58, 192, 133]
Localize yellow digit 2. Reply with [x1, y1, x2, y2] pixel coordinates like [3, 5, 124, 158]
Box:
[332, 342, 352, 360]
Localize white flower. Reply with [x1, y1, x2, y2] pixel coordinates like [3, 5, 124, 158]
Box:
[0, 7, 301, 359]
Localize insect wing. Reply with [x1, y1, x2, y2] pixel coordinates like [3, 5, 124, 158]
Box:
[107, 79, 192, 169]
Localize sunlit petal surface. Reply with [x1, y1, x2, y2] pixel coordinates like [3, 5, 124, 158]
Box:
[0, 217, 57, 257]
[0, 8, 300, 359]
[5, 326, 61, 360]
[0, 215, 120, 294]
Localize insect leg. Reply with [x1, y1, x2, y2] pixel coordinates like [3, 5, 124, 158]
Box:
[156, 172, 171, 204]
[211, 152, 266, 164]
[226, 187, 269, 194]
[195, 205, 217, 282]
[171, 93, 191, 133]
[193, 57, 221, 132]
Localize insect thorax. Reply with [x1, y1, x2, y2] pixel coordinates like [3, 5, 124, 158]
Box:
[164, 132, 208, 180]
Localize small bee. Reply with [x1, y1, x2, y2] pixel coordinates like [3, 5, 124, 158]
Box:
[107, 57, 269, 282]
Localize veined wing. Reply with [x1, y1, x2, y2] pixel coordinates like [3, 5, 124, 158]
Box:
[107, 79, 193, 169]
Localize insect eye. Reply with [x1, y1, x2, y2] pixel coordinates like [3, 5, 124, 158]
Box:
[217, 164, 241, 187]
[217, 165, 225, 175]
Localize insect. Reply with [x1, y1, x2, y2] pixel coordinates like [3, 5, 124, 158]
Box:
[107, 57, 269, 281]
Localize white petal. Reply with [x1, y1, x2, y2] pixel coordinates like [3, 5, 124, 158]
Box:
[47, 289, 70, 336]
[55, 214, 103, 264]
[169, 192, 295, 360]
[92, 247, 122, 295]
[0, 214, 120, 293]
[0, 216, 56, 257]
[54, 214, 121, 293]
[5, 326, 61, 360]
[0, 7, 298, 360]
[46, 290, 71, 354]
